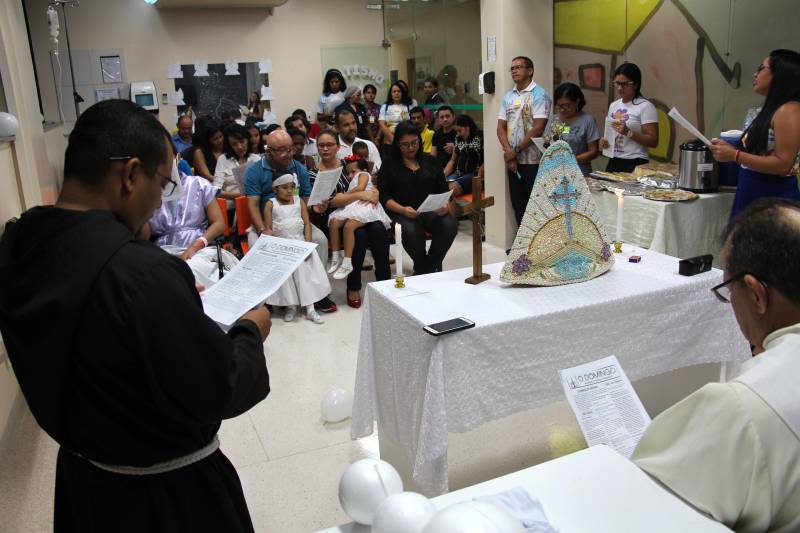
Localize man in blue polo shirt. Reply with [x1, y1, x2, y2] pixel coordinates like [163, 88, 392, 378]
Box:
[172, 115, 193, 153]
[244, 129, 337, 312]
[496, 55, 551, 228]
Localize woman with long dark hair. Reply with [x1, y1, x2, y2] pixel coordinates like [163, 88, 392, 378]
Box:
[600, 62, 659, 172]
[378, 82, 413, 153]
[191, 120, 224, 182]
[378, 121, 457, 275]
[443, 114, 484, 196]
[711, 49, 800, 218]
[316, 69, 346, 128]
[248, 91, 263, 118]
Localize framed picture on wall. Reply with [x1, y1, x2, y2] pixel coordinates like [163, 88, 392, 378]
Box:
[578, 63, 605, 92]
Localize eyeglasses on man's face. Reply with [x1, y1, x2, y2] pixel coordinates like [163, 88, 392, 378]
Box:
[267, 146, 294, 156]
[509, 64, 530, 72]
[710, 272, 768, 303]
[398, 139, 420, 150]
[108, 155, 177, 195]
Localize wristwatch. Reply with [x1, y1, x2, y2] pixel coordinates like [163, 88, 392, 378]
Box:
[514, 146, 523, 154]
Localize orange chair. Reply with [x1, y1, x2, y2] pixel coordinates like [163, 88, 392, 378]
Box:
[234, 196, 253, 254]
[215, 198, 232, 248]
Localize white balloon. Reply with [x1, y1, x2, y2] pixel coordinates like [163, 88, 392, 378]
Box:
[372, 492, 437, 533]
[321, 388, 353, 423]
[338, 459, 403, 525]
[422, 501, 525, 533]
[0, 112, 19, 138]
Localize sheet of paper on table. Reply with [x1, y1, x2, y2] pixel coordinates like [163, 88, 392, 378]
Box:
[602, 119, 617, 159]
[560, 355, 651, 458]
[416, 191, 453, 213]
[668, 107, 712, 146]
[307, 168, 342, 206]
[201, 235, 316, 329]
[532, 137, 546, 154]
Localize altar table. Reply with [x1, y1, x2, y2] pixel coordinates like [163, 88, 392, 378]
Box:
[351, 245, 749, 496]
[590, 189, 734, 261]
[318, 445, 732, 533]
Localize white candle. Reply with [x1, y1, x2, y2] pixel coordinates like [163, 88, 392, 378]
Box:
[395, 224, 403, 277]
[615, 192, 624, 243]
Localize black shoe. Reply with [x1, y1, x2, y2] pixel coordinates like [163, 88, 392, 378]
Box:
[505, 248, 511, 255]
[314, 296, 338, 313]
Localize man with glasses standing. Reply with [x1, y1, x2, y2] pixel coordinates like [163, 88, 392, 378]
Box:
[632, 198, 800, 531]
[244, 129, 337, 312]
[496, 56, 551, 228]
[0, 99, 271, 532]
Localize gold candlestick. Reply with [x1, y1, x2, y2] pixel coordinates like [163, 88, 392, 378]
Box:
[613, 241, 623, 254]
[395, 275, 405, 288]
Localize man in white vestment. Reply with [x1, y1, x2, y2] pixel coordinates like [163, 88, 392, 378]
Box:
[632, 198, 800, 532]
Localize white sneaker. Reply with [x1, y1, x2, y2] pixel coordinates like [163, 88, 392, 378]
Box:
[327, 256, 342, 274]
[283, 306, 297, 322]
[333, 263, 354, 280]
[306, 309, 324, 324]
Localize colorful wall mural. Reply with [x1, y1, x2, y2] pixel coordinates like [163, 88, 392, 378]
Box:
[554, 0, 798, 163]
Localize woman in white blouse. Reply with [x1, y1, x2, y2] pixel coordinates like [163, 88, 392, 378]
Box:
[600, 62, 659, 173]
[378, 82, 413, 156]
[214, 124, 260, 241]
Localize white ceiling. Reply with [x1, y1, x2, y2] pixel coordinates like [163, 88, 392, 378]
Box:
[154, 0, 288, 8]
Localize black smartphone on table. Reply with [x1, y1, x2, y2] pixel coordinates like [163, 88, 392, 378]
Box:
[423, 317, 475, 336]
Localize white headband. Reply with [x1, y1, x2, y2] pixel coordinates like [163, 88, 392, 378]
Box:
[272, 173, 295, 188]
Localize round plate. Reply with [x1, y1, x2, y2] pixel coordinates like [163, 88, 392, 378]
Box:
[643, 189, 700, 202]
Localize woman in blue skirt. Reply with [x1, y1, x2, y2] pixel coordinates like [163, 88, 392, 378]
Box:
[710, 49, 800, 219]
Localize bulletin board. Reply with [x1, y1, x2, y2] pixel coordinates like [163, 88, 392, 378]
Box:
[172, 62, 265, 118]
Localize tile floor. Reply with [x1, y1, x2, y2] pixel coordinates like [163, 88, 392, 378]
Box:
[0, 221, 707, 532]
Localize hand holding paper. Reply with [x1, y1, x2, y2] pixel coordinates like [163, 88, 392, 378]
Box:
[668, 107, 711, 146]
[307, 168, 342, 206]
[415, 191, 452, 213]
[602, 119, 617, 158]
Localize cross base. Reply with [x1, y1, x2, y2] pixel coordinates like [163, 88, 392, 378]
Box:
[465, 273, 491, 285]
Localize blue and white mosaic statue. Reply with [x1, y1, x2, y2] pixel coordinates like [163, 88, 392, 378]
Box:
[500, 141, 614, 286]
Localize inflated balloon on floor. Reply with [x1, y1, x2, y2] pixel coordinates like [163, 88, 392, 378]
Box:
[422, 501, 525, 533]
[338, 458, 403, 525]
[372, 491, 437, 533]
[320, 388, 353, 423]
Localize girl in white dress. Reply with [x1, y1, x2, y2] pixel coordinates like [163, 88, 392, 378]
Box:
[263, 174, 331, 324]
[327, 155, 392, 279]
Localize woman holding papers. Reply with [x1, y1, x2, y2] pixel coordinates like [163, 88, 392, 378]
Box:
[378, 121, 457, 275]
[310, 130, 391, 308]
[709, 49, 800, 218]
[599, 63, 659, 173]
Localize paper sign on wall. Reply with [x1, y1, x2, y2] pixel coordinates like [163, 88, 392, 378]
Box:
[193, 60, 209, 77]
[170, 88, 185, 106]
[167, 64, 183, 79]
[259, 59, 273, 74]
[224, 60, 240, 76]
[260, 85, 274, 101]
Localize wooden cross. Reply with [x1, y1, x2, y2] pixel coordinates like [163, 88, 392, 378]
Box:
[457, 175, 495, 285]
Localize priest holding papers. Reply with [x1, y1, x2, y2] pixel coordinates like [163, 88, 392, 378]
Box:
[632, 199, 800, 532]
[378, 121, 457, 275]
[0, 100, 271, 532]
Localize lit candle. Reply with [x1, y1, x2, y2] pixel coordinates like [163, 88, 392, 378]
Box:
[395, 224, 403, 277]
[615, 191, 624, 243]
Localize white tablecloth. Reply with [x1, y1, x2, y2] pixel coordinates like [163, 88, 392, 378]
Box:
[591, 190, 734, 260]
[318, 445, 732, 532]
[351, 246, 749, 496]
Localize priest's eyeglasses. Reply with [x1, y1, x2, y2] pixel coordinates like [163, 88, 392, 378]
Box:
[710, 272, 768, 303]
[108, 156, 177, 196]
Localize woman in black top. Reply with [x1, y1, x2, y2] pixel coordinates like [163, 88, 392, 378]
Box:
[378, 121, 458, 275]
[443, 114, 484, 196]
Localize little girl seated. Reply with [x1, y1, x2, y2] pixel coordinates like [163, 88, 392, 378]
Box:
[327, 155, 391, 279]
[263, 173, 331, 324]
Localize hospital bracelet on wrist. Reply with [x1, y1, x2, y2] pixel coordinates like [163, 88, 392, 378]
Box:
[735, 150, 741, 164]
[197, 236, 209, 247]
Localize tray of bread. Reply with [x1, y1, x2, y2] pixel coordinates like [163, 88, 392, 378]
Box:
[602, 182, 652, 196]
[590, 171, 639, 183]
[642, 189, 699, 202]
[633, 162, 679, 179]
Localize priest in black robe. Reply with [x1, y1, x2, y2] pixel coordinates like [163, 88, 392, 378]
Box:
[0, 99, 272, 532]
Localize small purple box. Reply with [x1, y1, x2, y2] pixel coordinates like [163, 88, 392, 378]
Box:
[629, 255, 642, 263]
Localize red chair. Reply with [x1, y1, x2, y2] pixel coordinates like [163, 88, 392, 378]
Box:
[234, 196, 253, 255]
[215, 198, 233, 249]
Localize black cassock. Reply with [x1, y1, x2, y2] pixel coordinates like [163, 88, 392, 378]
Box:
[0, 207, 269, 532]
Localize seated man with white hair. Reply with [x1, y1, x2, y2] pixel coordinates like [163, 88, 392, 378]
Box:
[244, 129, 337, 312]
[632, 198, 800, 532]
